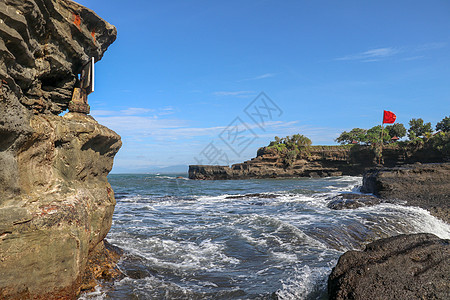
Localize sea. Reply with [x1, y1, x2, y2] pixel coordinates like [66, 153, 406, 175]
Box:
[80, 174, 450, 300]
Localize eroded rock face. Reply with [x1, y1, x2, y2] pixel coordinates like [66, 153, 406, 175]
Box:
[0, 113, 121, 299]
[0, 1, 120, 298]
[328, 233, 450, 300]
[0, 0, 116, 114]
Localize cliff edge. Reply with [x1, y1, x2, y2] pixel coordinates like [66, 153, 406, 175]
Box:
[189, 144, 446, 180]
[0, 0, 121, 298]
[361, 163, 450, 223]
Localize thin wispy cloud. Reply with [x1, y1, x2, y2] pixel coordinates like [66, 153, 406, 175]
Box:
[336, 47, 400, 62]
[213, 91, 255, 97]
[414, 42, 446, 52]
[239, 73, 276, 82]
[92, 106, 304, 144]
[336, 42, 447, 63]
[121, 107, 155, 115]
[401, 55, 425, 61]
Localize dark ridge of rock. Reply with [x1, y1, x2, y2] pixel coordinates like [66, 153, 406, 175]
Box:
[0, 1, 121, 298]
[189, 147, 373, 180]
[225, 193, 279, 199]
[189, 144, 447, 180]
[361, 163, 450, 223]
[328, 233, 450, 300]
[327, 193, 383, 210]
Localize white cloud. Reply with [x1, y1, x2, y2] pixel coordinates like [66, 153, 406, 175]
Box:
[92, 106, 307, 144]
[336, 42, 447, 63]
[121, 107, 155, 115]
[239, 73, 276, 81]
[401, 56, 425, 61]
[414, 42, 446, 52]
[336, 47, 400, 62]
[213, 91, 255, 96]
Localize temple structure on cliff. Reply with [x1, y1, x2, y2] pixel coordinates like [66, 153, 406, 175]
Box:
[69, 57, 95, 114]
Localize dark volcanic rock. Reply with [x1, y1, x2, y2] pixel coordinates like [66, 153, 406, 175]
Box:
[327, 193, 383, 210]
[328, 233, 450, 300]
[225, 193, 279, 199]
[361, 163, 450, 223]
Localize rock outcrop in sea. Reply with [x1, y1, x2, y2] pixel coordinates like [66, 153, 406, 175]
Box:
[0, 0, 121, 298]
[361, 162, 450, 223]
[189, 144, 446, 180]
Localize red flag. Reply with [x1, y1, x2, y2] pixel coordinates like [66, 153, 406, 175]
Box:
[383, 110, 396, 124]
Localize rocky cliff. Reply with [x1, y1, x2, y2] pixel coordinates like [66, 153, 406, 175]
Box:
[189, 146, 372, 180]
[0, 0, 120, 298]
[361, 163, 450, 223]
[189, 144, 446, 180]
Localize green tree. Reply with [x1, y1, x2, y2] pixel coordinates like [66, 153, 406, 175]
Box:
[266, 134, 311, 154]
[436, 116, 450, 132]
[429, 131, 450, 155]
[293, 134, 312, 148]
[385, 123, 406, 139]
[365, 125, 390, 145]
[408, 118, 433, 139]
[335, 128, 367, 144]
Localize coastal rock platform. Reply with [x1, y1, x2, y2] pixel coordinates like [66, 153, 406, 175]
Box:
[361, 163, 450, 223]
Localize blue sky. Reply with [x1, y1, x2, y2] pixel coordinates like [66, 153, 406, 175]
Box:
[74, 0, 450, 173]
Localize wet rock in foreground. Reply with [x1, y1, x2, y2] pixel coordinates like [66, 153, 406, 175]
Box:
[225, 193, 279, 199]
[361, 163, 450, 223]
[327, 193, 383, 210]
[328, 233, 450, 300]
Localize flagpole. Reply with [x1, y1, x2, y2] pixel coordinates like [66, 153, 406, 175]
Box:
[379, 112, 384, 164]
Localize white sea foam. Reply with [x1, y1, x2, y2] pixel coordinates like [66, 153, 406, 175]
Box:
[119, 237, 240, 273]
[276, 263, 333, 300]
[102, 174, 449, 299]
[270, 251, 298, 263]
[367, 204, 450, 239]
[77, 286, 106, 300]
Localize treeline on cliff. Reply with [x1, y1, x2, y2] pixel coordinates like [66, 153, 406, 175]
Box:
[257, 116, 450, 166]
[335, 116, 449, 146]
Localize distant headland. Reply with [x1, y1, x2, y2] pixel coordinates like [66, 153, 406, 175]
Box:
[189, 117, 449, 180]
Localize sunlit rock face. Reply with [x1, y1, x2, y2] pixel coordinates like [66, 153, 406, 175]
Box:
[0, 1, 121, 298]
